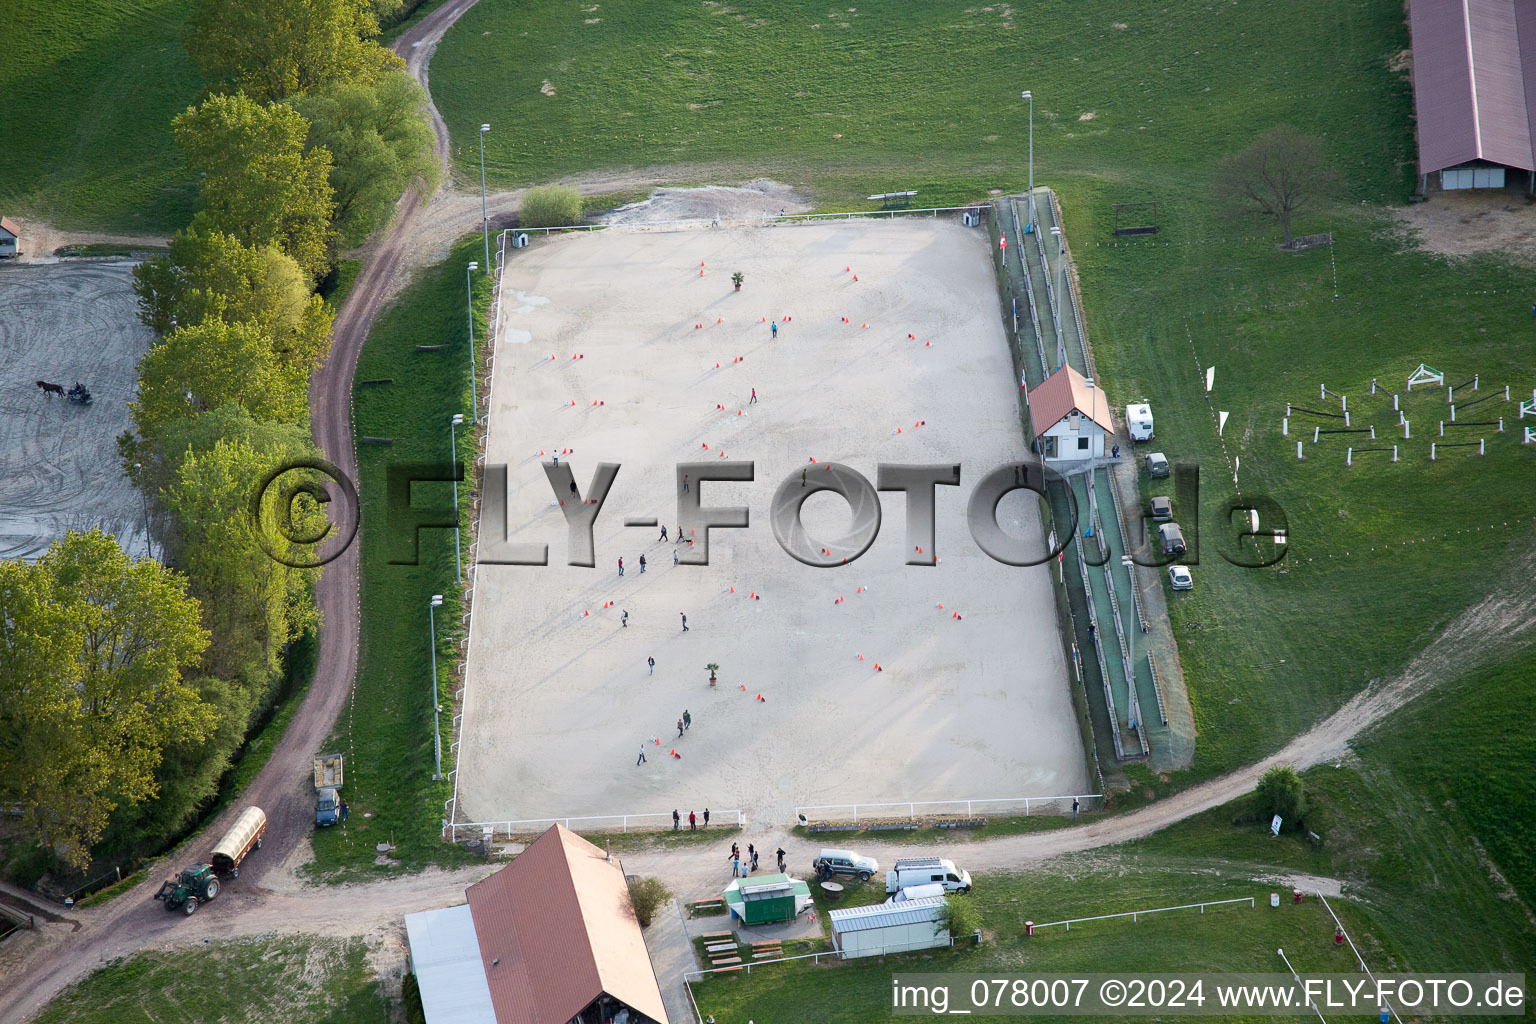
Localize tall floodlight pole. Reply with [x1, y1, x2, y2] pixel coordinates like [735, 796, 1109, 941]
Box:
[479, 124, 491, 272]
[429, 594, 445, 779]
[1049, 226, 1064, 357]
[1022, 91, 1034, 229]
[466, 261, 479, 423]
[1121, 554, 1136, 693]
[450, 414, 464, 583]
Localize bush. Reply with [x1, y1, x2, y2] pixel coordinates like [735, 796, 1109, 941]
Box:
[520, 185, 583, 228]
[627, 876, 672, 928]
[936, 897, 982, 941]
[1255, 764, 1308, 825]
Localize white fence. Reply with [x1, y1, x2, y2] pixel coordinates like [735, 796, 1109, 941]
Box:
[684, 934, 954, 982]
[1030, 895, 1254, 931]
[764, 204, 982, 224]
[795, 794, 1102, 824]
[446, 808, 744, 842]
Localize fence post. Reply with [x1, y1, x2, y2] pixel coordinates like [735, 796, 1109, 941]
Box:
[1025, 799, 1031, 816]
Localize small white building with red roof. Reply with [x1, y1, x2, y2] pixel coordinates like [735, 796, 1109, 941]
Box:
[1026, 365, 1115, 463]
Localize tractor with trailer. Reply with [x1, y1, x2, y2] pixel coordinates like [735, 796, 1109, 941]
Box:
[154, 863, 220, 915]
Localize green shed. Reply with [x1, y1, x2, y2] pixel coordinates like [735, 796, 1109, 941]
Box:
[722, 873, 811, 926]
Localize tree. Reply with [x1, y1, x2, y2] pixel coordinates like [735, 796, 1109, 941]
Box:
[186, 0, 404, 102]
[1255, 764, 1308, 825]
[1213, 126, 1341, 246]
[0, 531, 212, 869]
[520, 185, 584, 228]
[174, 94, 336, 278]
[627, 876, 672, 928]
[291, 72, 439, 245]
[160, 435, 321, 684]
[132, 228, 334, 372]
[936, 897, 982, 942]
[131, 320, 310, 442]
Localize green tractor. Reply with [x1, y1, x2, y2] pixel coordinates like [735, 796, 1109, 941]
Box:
[154, 863, 220, 916]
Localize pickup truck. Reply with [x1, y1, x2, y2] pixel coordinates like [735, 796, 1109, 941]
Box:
[314, 753, 343, 827]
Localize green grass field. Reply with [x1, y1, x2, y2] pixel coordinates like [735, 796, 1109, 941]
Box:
[31, 936, 389, 1024]
[433, 0, 1412, 203]
[305, 240, 493, 881]
[1, 0, 201, 233]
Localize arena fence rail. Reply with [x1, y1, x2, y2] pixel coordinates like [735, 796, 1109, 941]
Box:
[794, 794, 1103, 825]
[445, 809, 745, 842]
[1029, 895, 1254, 932]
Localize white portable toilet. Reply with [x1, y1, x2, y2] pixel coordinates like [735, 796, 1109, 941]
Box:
[1125, 403, 1154, 441]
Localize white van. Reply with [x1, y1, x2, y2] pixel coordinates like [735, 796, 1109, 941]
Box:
[885, 857, 972, 894]
[1125, 403, 1154, 441]
[887, 882, 947, 904]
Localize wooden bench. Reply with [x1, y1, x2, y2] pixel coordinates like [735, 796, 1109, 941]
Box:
[705, 943, 738, 954]
[701, 930, 733, 940]
[752, 948, 783, 959]
[713, 965, 743, 973]
[710, 956, 742, 966]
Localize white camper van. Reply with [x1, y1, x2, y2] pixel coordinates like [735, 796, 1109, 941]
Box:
[885, 857, 972, 894]
[1125, 403, 1154, 441]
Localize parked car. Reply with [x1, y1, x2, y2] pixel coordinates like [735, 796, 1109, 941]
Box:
[812, 848, 879, 881]
[1149, 496, 1173, 521]
[1168, 565, 1194, 591]
[314, 753, 343, 827]
[1158, 522, 1187, 556]
[885, 857, 972, 894]
[1145, 451, 1170, 478]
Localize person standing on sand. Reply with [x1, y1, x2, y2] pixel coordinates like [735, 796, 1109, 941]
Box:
[640, 554, 647, 574]
[622, 610, 629, 628]
[618, 556, 624, 577]
[683, 474, 690, 494]
[647, 656, 655, 675]
[683, 709, 691, 730]
[771, 321, 778, 339]
[704, 808, 711, 827]
[673, 809, 680, 831]
[680, 612, 689, 631]
[636, 745, 647, 766]
[801, 467, 807, 487]
[673, 550, 679, 567]
[689, 810, 697, 830]
[677, 717, 685, 739]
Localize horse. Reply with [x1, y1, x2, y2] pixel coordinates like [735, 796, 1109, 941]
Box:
[35, 380, 64, 398]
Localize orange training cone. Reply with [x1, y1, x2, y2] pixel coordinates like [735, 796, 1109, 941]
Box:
[756, 693, 765, 702]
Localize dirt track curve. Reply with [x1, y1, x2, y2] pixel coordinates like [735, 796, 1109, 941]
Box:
[5, 3, 1535, 1013]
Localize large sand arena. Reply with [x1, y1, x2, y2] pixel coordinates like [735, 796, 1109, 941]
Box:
[0, 262, 152, 561]
[457, 220, 1088, 826]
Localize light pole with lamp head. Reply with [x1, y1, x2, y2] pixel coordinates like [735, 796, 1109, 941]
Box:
[479, 124, 491, 272]
[1021, 91, 1034, 229]
[449, 414, 464, 583]
[466, 261, 479, 423]
[429, 594, 445, 779]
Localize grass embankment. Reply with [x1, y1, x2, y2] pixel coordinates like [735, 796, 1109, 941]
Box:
[306, 237, 492, 881]
[0, 0, 201, 232]
[433, 0, 1410, 204]
[32, 936, 389, 1024]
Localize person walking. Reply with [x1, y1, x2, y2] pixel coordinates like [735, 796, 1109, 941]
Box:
[622, 610, 629, 628]
[704, 808, 711, 827]
[673, 809, 680, 831]
[749, 844, 759, 871]
[770, 321, 778, 339]
[636, 745, 647, 766]
[731, 853, 740, 877]
[618, 556, 624, 577]
[677, 717, 685, 739]
[688, 810, 697, 830]
[340, 800, 350, 823]
[776, 847, 786, 873]
[647, 656, 655, 675]
[801, 467, 807, 487]
[750, 388, 758, 404]
[730, 842, 739, 859]
[683, 474, 690, 494]
[639, 554, 647, 574]
[673, 550, 679, 567]
[683, 709, 691, 730]
[659, 524, 668, 542]
[680, 612, 689, 632]
[1072, 798, 1080, 822]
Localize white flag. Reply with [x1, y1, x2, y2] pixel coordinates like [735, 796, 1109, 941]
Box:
[1205, 366, 1216, 392]
[1218, 411, 1229, 436]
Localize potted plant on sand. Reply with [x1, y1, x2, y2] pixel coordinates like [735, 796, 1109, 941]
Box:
[731, 272, 744, 291]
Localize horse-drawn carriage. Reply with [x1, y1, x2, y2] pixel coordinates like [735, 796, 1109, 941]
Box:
[66, 382, 92, 405]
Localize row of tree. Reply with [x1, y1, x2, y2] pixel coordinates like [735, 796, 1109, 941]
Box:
[0, 0, 434, 875]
